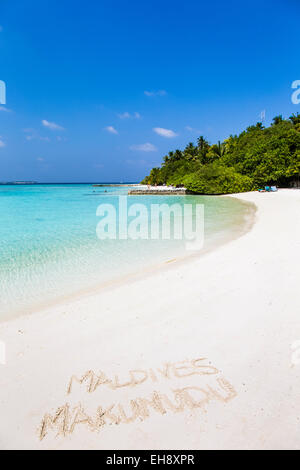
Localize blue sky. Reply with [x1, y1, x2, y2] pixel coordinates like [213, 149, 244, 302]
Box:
[0, 0, 300, 182]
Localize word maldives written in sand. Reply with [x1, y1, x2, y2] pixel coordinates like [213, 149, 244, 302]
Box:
[39, 357, 238, 441]
[67, 357, 220, 394]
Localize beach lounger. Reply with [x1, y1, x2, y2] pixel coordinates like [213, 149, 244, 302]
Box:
[271, 186, 278, 192]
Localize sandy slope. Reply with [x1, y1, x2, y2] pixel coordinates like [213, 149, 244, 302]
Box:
[0, 189, 300, 450]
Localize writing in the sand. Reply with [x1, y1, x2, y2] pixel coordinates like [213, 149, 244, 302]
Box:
[39, 357, 237, 441]
[66, 357, 219, 394]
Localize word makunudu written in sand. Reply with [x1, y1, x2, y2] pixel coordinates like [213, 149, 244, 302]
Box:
[39, 357, 238, 441]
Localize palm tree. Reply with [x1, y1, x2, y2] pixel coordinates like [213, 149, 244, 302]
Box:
[272, 115, 284, 126]
[197, 136, 210, 163]
[207, 141, 226, 162]
[173, 149, 183, 161]
[197, 136, 209, 152]
[215, 141, 226, 158]
[289, 113, 300, 126]
[163, 151, 173, 164]
[184, 142, 197, 160]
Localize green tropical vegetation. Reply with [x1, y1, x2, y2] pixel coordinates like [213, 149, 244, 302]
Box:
[141, 114, 300, 194]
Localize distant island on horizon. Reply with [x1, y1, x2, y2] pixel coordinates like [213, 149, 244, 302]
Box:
[0, 181, 38, 185]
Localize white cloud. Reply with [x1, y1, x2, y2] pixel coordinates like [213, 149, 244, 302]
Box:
[26, 135, 50, 142]
[144, 90, 167, 97]
[42, 119, 65, 131]
[153, 127, 177, 138]
[118, 112, 131, 119]
[24, 129, 50, 142]
[117, 111, 141, 119]
[105, 126, 118, 135]
[37, 157, 45, 162]
[130, 143, 157, 152]
[0, 137, 5, 148]
[185, 125, 202, 134]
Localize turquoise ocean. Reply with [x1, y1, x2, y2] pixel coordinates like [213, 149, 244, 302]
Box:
[0, 184, 254, 320]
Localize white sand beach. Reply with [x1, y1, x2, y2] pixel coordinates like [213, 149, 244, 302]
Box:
[0, 189, 300, 450]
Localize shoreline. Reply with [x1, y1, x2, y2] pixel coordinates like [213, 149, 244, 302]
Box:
[0, 196, 256, 324]
[1, 189, 300, 449]
[128, 185, 187, 195]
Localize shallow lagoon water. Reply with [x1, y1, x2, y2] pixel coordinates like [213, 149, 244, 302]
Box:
[0, 184, 254, 320]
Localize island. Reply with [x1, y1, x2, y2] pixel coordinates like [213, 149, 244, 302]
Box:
[142, 114, 300, 194]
